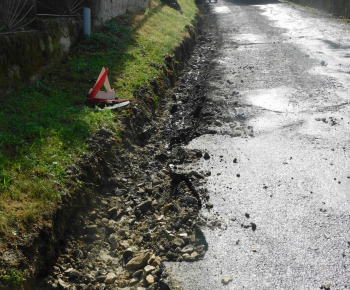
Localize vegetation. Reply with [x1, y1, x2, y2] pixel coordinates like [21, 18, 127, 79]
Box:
[0, 269, 25, 287]
[0, 0, 198, 239]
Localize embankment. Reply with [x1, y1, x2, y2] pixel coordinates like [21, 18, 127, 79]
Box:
[0, 1, 207, 289]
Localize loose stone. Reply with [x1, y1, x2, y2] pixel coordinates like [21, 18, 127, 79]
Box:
[181, 244, 194, 253]
[146, 274, 155, 284]
[144, 265, 155, 275]
[125, 252, 150, 270]
[222, 276, 233, 285]
[105, 272, 117, 284]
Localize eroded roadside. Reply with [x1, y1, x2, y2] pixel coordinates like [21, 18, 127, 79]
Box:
[17, 3, 222, 290]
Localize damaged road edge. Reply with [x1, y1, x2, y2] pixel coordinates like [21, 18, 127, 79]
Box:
[0, 2, 219, 290]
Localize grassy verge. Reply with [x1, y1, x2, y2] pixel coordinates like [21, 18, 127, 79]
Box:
[0, 0, 198, 240]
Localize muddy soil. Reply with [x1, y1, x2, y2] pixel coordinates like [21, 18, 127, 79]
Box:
[4, 3, 223, 290]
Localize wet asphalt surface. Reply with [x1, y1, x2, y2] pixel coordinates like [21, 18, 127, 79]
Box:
[167, 1, 350, 289]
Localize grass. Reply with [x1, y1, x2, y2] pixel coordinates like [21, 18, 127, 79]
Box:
[0, 0, 198, 240]
[0, 269, 25, 287]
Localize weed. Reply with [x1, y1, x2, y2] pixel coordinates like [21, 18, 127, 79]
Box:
[1, 269, 25, 286]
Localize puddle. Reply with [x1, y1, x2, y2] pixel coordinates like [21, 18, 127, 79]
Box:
[241, 86, 297, 112]
[213, 6, 231, 14]
[248, 113, 300, 133]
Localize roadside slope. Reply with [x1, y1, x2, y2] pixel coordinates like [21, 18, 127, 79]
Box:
[0, 0, 202, 288]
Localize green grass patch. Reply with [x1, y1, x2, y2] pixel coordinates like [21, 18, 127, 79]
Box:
[0, 0, 198, 238]
[0, 268, 25, 287]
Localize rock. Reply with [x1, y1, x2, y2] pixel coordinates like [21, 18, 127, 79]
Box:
[64, 268, 73, 274]
[123, 246, 139, 264]
[146, 274, 155, 284]
[173, 237, 185, 248]
[125, 252, 150, 270]
[166, 251, 177, 261]
[107, 207, 124, 219]
[84, 225, 98, 235]
[156, 152, 169, 161]
[89, 210, 97, 219]
[186, 196, 197, 203]
[118, 279, 129, 287]
[152, 257, 162, 267]
[191, 252, 199, 259]
[241, 223, 251, 228]
[72, 249, 84, 259]
[2, 251, 23, 267]
[135, 236, 143, 245]
[222, 276, 233, 285]
[189, 170, 205, 179]
[108, 207, 119, 218]
[145, 185, 153, 193]
[68, 269, 80, 281]
[96, 275, 106, 283]
[85, 273, 96, 283]
[162, 203, 173, 214]
[105, 272, 117, 284]
[132, 269, 143, 278]
[148, 253, 156, 265]
[214, 120, 223, 126]
[181, 244, 194, 253]
[136, 199, 152, 213]
[119, 239, 132, 248]
[245, 213, 250, 218]
[251, 222, 257, 231]
[203, 152, 210, 160]
[206, 202, 213, 209]
[152, 175, 162, 185]
[144, 265, 155, 275]
[85, 233, 100, 241]
[108, 234, 118, 250]
[129, 277, 139, 285]
[124, 246, 138, 256]
[57, 278, 70, 289]
[321, 283, 331, 290]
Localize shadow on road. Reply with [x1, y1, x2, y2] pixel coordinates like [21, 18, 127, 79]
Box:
[225, 0, 280, 5]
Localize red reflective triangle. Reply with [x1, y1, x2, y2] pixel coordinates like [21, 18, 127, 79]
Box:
[89, 68, 109, 99]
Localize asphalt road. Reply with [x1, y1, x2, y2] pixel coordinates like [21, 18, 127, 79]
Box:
[167, 1, 350, 289]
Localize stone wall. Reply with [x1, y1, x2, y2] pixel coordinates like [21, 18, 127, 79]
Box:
[0, 0, 150, 89]
[0, 18, 82, 89]
[87, 0, 150, 27]
[288, 0, 350, 18]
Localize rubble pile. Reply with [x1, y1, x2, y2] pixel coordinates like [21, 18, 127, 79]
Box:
[39, 143, 209, 290]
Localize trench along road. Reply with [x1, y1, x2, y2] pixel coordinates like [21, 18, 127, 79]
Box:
[167, 0, 350, 289]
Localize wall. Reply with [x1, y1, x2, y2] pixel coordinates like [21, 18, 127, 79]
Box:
[288, 0, 350, 18]
[0, 0, 150, 89]
[87, 0, 150, 27]
[0, 18, 82, 89]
